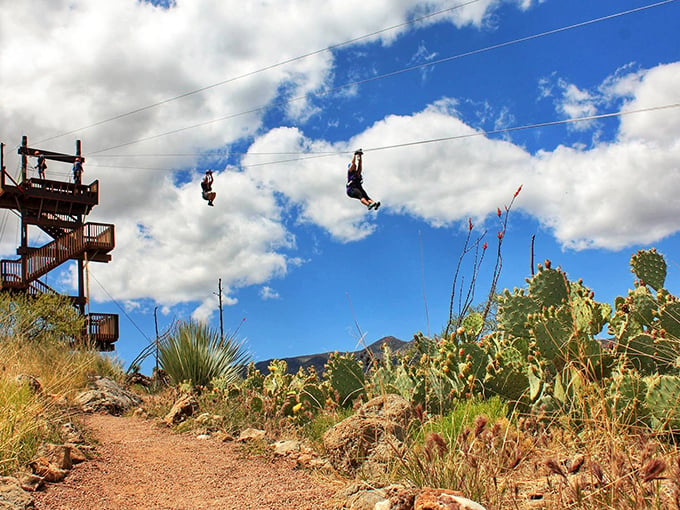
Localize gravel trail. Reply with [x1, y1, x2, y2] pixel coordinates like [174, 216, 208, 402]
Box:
[33, 414, 343, 510]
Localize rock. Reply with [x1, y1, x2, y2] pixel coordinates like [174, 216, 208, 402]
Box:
[75, 377, 142, 415]
[60, 422, 84, 444]
[126, 372, 152, 388]
[237, 428, 266, 442]
[347, 489, 388, 510]
[27, 458, 68, 483]
[38, 444, 72, 470]
[414, 488, 486, 510]
[132, 407, 148, 419]
[196, 434, 211, 440]
[295, 453, 330, 470]
[163, 395, 198, 425]
[212, 431, 234, 442]
[65, 445, 87, 464]
[15, 375, 41, 394]
[15, 472, 43, 493]
[272, 440, 301, 456]
[0, 476, 34, 509]
[323, 394, 411, 476]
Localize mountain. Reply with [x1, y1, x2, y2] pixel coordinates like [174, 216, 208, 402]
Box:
[253, 336, 409, 374]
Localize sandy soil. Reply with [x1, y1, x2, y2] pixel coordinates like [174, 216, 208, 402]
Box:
[33, 414, 344, 510]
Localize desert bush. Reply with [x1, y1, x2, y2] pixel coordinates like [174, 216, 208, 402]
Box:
[0, 293, 84, 344]
[158, 320, 250, 389]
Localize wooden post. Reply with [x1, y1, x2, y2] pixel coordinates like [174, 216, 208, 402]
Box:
[154, 306, 160, 374]
[20, 136, 28, 285]
[76, 139, 86, 316]
[21, 136, 27, 183]
[218, 279, 224, 342]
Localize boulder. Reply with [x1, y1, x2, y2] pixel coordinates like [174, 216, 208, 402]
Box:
[414, 488, 486, 510]
[272, 440, 301, 456]
[38, 444, 72, 470]
[163, 394, 198, 425]
[75, 377, 142, 415]
[27, 458, 68, 483]
[0, 476, 33, 509]
[323, 394, 411, 475]
[347, 489, 387, 510]
[237, 428, 266, 442]
[15, 473, 43, 493]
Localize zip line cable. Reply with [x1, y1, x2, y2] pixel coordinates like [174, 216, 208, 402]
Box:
[239, 103, 680, 167]
[88, 0, 677, 155]
[82, 102, 680, 173]
[35, 0, 485, 145]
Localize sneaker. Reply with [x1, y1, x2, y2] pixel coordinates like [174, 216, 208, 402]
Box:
[373, 201, 381, 210]
[367, 202, 375, 210]
[208, 202, 214, 206]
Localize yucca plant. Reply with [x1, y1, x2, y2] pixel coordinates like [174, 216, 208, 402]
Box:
[158, 320, 250, 389]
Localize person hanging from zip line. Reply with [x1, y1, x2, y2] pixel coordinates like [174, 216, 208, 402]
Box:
[201, 170, 216, 206]
[34, 151, 47, 179]
[346, 149, 380, 210]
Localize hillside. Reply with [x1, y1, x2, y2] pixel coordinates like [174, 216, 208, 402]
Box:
[254, 335, 409, 374]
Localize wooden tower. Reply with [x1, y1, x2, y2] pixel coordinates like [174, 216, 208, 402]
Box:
[0, 137, 119, 351]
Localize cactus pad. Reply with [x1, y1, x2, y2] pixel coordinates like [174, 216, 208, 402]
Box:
[529, 267, 570, 308]
[645, 375, 680, 430]
[498, 291, 539, 338]
[631, 248, 667, 291]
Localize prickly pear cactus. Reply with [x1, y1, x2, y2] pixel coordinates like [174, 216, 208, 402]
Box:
[462, 312, 485, 338]
[621, 333, 658, 374]
[626, 286, 658, 326]
[529, 305, 574, 371]
[324, 352, 366, 407]
[529, 264, 570, 308]
[483, 345, 530, 402]
[370, 344, 416, 400]
[608, 372, 649, 426]
[658, 299, 680, 340]
[458, 341, 488, 381]
[645, 374, 680, 430]
[631, 248, 666, 291]
[570, 280, 611, 336]
[498, 290, 539, 339]
[263, 359, 293, 398]
[288, 367, 327, 410]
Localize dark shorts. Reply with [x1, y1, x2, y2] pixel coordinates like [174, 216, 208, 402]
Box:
[347, 185, 370, 201]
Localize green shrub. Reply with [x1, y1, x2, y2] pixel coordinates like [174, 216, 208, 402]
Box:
[158, 320, 250, 389]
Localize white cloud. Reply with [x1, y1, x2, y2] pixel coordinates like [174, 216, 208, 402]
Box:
[2, 0, 677, 319]
[260, 286, 280, 300]
[244, 63, 680, 252]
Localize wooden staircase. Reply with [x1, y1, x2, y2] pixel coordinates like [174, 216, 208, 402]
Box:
[1, 222, 114, 287]
[0, 138, 119, 351]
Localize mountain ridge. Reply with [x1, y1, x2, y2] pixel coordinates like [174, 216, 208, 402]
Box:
[253, 335, 409, 374]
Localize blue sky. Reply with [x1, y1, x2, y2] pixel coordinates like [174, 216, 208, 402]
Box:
[1, 0, 679, 373]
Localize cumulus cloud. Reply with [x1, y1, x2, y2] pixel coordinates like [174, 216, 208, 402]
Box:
[260, 286, 280, 300]
[1, 0, 677, 322]
[244, 63, 680, 252]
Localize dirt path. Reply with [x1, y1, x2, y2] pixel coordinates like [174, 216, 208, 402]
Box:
[33, 414, 344, 510]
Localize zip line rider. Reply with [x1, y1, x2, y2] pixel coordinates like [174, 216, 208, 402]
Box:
[201, 170, 216, 206]
[346, 149, 380, 210]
